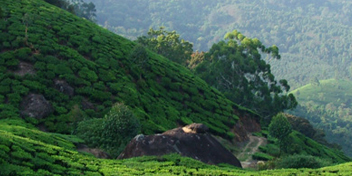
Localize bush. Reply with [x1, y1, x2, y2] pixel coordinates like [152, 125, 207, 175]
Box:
[275, 154, 332, 169]
[101, 103, 140, 151]
[76, 103, 140, 158]
[252, 152, 274, 161]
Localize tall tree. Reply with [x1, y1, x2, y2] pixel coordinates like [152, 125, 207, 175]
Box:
[269, 113, 292, 156]
[194, 30, 297, 120]
[136, 27, 193, 66]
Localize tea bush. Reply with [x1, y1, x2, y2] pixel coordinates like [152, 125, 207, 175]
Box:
[275, 154, 332, 169]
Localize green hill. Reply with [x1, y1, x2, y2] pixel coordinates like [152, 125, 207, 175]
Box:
[290, 79, 352, 156]
[0, 0, 250, 139]
[0, 0, 350, 175]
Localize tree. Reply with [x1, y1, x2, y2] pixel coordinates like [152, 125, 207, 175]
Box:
[310, 77, 320, 86]
[71, 0, 97, 22]
[269, 113, 292, 156]
[188, 51, 206, 70]
[101, 103, 140, 157]
[194, 30, 297, 120]
[44, 0, 96, 22]
[129, 44, 150, 80]
[136, 27, 193, 66]
[0, 7, 3, 19]
[76, 103, 140, 158]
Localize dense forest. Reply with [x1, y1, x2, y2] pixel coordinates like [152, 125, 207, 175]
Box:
[290, 79, 352, 156]
[85, 0, 352, 89]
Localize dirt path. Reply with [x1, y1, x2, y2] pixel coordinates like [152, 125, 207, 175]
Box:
[236, 134, 266, 168]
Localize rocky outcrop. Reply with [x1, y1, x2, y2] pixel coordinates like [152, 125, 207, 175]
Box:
[54, 80, 74, 97]
[232, 114, 261, 142]
[13, 62, 36, 76]
[20, 94, 53, 119]
[118, 123, 242, 168]
[76, 144, 111, 159]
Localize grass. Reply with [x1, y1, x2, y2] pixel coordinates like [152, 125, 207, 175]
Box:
[1, 119, 352, 175]
[290, 79, 352, 156]
[0, 0, 250, 139]
[291, 79, 352, 106]
[1, 0, 351, 175]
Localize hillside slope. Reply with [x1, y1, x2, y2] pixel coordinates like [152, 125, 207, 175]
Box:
[0, 119, 351, 175]
[0, 1, 351, 174]
[290, 79, 352, 156]
[0, 0, 257, 140]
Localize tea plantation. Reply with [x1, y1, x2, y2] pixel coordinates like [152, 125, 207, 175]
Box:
[0, 0, 351, 175]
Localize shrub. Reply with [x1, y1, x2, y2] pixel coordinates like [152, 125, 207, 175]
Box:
[78, 67, 98, 82]
[252, 152, 274, 161]
[275, 154, 332, 169]
[76, 103, 140, 158]
[101, 103, 140, 155]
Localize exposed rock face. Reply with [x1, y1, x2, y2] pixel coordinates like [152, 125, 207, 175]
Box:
[81, 98, 95, 110]
[76, 144, 111, 159]
[232, 114, 261, 142]
[118, 123, 242, 168]
[13, 62, 36, 76]
[182, 123, 209, 133]
[54, 80, 74, 97]
[20, 94, 53, 119]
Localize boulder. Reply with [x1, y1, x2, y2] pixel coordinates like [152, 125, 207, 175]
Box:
[76, 144, 111, 159]
[54, 79, 74, 97]
[20, 94, 53, 119]
[118, 123, 242, 168]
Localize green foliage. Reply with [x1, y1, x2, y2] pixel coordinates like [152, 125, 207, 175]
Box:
[194, 31, 297, 120]
[44, 0, 96, 22]
[290, 79, 352, 156]
[275, 155, 332, 169]
[90, 0, 352, 89]
[78, 67, 98, 82]
[1, 119, 352, 175]
[101, 103, 140, 157]
[76, 103, 140, 158]
[252, 152, 274, 161]
[268, 113, 292, 155]
[137, 27, 193, 66]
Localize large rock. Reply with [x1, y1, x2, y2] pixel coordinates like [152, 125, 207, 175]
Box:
[118, 123, 242, 168]
[20, 94, 53, 119]
[54, 79, 74, 97]
[76, 144, 111, 159]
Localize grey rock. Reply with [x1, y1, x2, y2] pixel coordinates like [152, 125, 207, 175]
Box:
[20, 94, 53, 119]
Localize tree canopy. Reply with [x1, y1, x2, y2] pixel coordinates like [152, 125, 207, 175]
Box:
[269, 113, 292, 155]
[136, 27, 193, 66]
[193, 30, 297, 119]
[45, 0, 96, 22]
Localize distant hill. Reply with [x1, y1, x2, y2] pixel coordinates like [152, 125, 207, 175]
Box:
[86, 0, 352, 89]
[290, 79, 352, 156]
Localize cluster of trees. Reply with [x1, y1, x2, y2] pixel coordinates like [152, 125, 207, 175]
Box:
[292, 102, 352, 156]
[192, 30, 297, 119]
[288, 80, 352, 156]
[45, 0, 96, 22]
[136, 27, 193, 66]
[137, 28, 297, 120]
[85, 0, 352, 89]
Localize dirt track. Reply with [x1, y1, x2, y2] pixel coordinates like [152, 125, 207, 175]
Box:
[237, 134, 266, 168]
